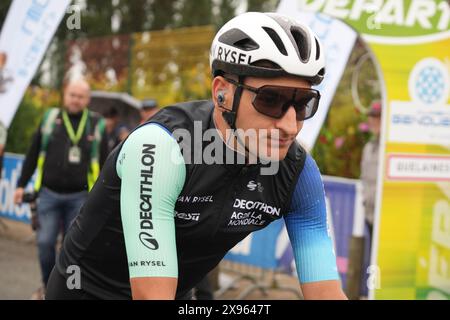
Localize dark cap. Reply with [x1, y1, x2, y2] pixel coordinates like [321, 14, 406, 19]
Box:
[104, 106, 119, 118]
[142, 99, 158, 109]
[368, 101, 382, 117]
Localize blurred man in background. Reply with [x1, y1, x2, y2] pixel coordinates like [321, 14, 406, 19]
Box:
[13, 78, 108, 299]
[140, 98, 160, 124]
[104, 106, 130, 155]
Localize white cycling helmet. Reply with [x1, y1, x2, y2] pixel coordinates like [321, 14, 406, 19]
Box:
[210, 12, 325, 85]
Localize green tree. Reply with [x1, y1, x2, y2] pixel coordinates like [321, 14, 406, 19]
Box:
[6, 100, 43, 154]
[216, 0, 238, 29]
[6, 89, 60, 154]
[247, 0, 279, 12]
[150, 0, 177, 30]
[178, 0, 212, 28]
[116, 0, 151, 33]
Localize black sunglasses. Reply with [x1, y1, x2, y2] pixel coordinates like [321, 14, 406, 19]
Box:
[224, 77, 320, 121]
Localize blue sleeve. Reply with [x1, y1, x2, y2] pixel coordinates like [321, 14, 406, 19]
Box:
[284, 154, 339, 284]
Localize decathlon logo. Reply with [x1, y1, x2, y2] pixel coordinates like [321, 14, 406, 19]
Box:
[247, 181, 264, 192]
[138, 144, 159, 251]
[139, 232, 159, 250]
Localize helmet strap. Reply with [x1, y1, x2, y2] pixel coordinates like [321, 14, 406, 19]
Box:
[221, 76, 257, 162]
[222, 75, 244, 131]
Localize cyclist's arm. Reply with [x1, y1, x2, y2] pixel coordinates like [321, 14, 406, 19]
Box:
[117, 123, 186, 300]
[284, 154, 347, 300]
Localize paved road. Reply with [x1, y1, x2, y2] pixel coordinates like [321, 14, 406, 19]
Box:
[0, 227, 41, 299]
[0, 219, 300, 300]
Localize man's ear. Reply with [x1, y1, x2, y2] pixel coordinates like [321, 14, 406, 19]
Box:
[212, 76, 231, 111]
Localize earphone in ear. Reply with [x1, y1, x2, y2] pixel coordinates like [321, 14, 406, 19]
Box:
[217, 91, 226, 106]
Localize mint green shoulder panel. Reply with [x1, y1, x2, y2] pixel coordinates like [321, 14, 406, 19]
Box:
[117, 124, 186, 279]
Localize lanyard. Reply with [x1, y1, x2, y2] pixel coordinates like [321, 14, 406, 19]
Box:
[62, 109, 88, 146]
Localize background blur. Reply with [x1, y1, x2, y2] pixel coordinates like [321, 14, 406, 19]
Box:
[1, 0, 377, 179]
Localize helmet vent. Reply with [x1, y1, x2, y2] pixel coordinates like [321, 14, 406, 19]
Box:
[218, 29, 259, 51]
[290, 26, 310, 63]
[233, 38, 259, 51]
[251, 60, 282, 70]
[315, 37, 320, 60]
[262, 27, 288, 56]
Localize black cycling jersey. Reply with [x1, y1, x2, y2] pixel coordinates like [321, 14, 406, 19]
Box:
[54, 101, 307, 299]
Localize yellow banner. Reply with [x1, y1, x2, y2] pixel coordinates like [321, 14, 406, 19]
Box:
[370, 36, 449, 300]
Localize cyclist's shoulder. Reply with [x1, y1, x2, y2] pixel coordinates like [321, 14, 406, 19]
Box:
[124, 122, 175, 146]
[286, 152, 322, 194]
[116, 123, 185, 176]
[149, 100, 214, 129]
[286, 153, 325, 214]
[154, 100, 213, 119]
[281, 140, 308, 173]
[295, 153, 323, 186]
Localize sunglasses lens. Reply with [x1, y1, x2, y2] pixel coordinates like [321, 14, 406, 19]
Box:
[253, 86, 319, 121]
[253, 88, 288, 117]
[293, 91, 319, 121]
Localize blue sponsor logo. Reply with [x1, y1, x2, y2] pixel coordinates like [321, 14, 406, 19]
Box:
[392, 113, 450, 128]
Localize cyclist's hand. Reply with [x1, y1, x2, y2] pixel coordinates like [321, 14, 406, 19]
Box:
[14, 188, 24, 204]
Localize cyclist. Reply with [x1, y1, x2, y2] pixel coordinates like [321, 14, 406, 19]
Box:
[46, 12, 346, 300]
